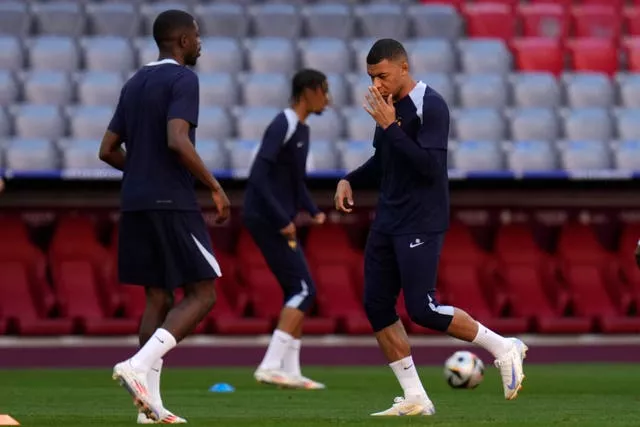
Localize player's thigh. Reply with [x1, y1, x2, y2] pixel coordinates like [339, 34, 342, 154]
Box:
[393, 232, 445, 305]
[148, 211, 221, 290]
[363, 230, 401, 309]
[117, 212, 164, 287]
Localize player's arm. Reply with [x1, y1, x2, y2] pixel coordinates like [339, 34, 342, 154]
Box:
[99, 91, 127, 171]
[247, 117, 294, 231]
[381, 94, 448, 178]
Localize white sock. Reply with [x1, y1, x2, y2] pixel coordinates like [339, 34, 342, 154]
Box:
[472, 322, 512, 358]
[389, 355, 428, 401]
[147, 358, 164, 407]
[258, 329, 293, 371]
[283, 339, 302, 377]
[130, 328, 177, 373]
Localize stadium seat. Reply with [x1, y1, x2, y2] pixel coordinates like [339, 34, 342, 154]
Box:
[198, 72, 238, 108]
[511, 38, 564, 75]
[32, 1, 85, 37]
[228, 139, 259, 178]
[354, 4, 408, 40]
[453, 108, 506, 142]
[405, 39, 456, 74]
[134, 37, 159, 68]
[246, 37, 296, 74]
[0, 108, 9, 138]
[571, 5, 620, 42]
[240, 73, 289, 108]
[507, 108, 559, 142]
[5, 138, 59, 172]
[623, 38, 640, 73]
[299, 38, 351, 74]
[616, 224, 640, 312]
[351, 38, 378, 74]
[75, 71, 124, 107]
[197, 106, 233, 141]
[562, 108, 613, 142]
[416, 73, 454, 106]
[456, 74, 508, 109]
[302, 3, 354, 40]
[67, 105, 114, 140]
[506, 140, 558, 172]
[80, 36, 135, 73]
[86, 2, 139, 38]
[340, 140, 375, 173]
[139, 2, 191, 36]
[196, 139, 229, 173]
[195, 3, 249, 38]
[510, 72, 561, 108]
[559, 140, 613, 172]
[61, 138, 109, 171]
[11, 104, 66, 139]
[563, 73, 614, 108]
[567, 38, 618, 75]
[0, 1, 30, 37]
[306, 108, 344, 142]
[0, 36, 24, 72]
[325, 73, 348, 107]
[196, 37, 243, 73]
[21, 70, 72, 106]
[234, 106, 280, 141]
[306, 140, 340, 173]
[452, 140, 505, 172]
[0, 70, 18, 107]
[457, 39, 512, 75]
[624, 6, 640, 37]
[614, 108, 640, 141]
[28, 36, 79, 72]
[250, 3, 301, 39]
[407, 4, 462, 41]
[342, 106, 376, 141]
[518, 3, 568, 40]
[463, 3, 515, 41]
[613, 140, 640, 171]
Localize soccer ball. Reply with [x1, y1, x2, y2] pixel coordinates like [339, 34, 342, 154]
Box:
[443, 350, 485, 389]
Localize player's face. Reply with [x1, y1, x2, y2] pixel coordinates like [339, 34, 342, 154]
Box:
[307, 81, 330, 115]
[367, 59, 408, 100]
[182, 20, 201, 66]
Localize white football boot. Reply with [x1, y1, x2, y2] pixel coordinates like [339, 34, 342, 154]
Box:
[494, 337, 529, 400]
[288, 375, 326, 390]
[137, 408, 187, 424]
[112, 360, 160, 422]
[254, 368, 298, 388]
[371, 396, 436, 416]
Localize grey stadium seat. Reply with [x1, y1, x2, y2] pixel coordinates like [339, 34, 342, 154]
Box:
[240, 73, 289, 108]
[0, 1, 31, 37]
[351, 38, 377, 74]
[507, 108, 559, 142]
[510, 72, 561, 108]
[250, 3, 301, 39]
[11, 104, 66, 139]
[507, 140, 558, 172]
[0, 71, 18, 107]
[22, 70, 73, 106]
[81, 36, 135, 73]
[196, 139, 229, 173]
[562, 108, 612, 141]
[134, 37, 157, 68]
[86, 2, 139, 38]
[246, 37, 296, 73]
[195, 3, 248, 38]
[614, 140, 640, 171]
[343, 107, 376, 142]
[28, 36, 79, 72]
[406, 39, 456, 74]
[61, 138, 107, 170]
[76, 71, 124, 107]
[452, 140, 504, 172]
[457, 40, 511, 75]
[0, 36, 24, 72]
[234, 106, 281, 141]
[340, 140, 376, 173]
[0, 108, 10, 138]
[563, 73, 614, 108]
[229, 139, 260, 178]
[617, 73, 640, 109]
[68, 105, 114, 140]
[5, 138, 59, 171]
[196, 37, 244, 73]
[197, 107, 233, 141]
[302, 3, 354, 40]
[326, 73, 348, 107]
[346, 73, 372, 111]
[198, 72, 238, 108]
[307, 140, 339, 173]
[32, 1, 85, 37]
[614, 108, 640, 141]
[415, 74, 455, 106]
[354, 4, 408, 40]
[140, 2, 192, 36]
[406, 4, 462, 41]
[456, 74, 508, 109]
[559, 140, 612, 171]
[453, 108, 505, 142]
[307, 108, 344, 142]
[299, 38, 351, 74]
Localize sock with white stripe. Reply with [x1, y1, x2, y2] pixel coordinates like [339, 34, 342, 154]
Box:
[258, 329, 293, 371]
[389, 355, 429, 401]
[472, 322, 512, 358]
[283, 339, 302, 377]
[129, 328, 177, 373]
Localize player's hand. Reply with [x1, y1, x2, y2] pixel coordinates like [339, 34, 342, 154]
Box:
[363, 86, 396, 130]
[635, 240, 640, 268]
[334, 179, 354, 213]
[311, 212, 326, 225]
[0, 178, 4, 194]
[211, 187, 230, 224]
[280, 222, 296, 241]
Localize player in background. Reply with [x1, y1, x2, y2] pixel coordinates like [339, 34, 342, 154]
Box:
[98, 10, 230, 424]
[334, 39, 528, 416]
[243, 69, 330, 390]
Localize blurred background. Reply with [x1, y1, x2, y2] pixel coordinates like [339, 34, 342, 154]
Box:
[1, 0, 640, 351]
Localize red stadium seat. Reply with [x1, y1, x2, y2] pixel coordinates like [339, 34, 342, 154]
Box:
[623, 37, 640, 72]
[511, 37, 564, 75]
[567, 38, 618, 75]
[420, 0, 463, 10]
[518, 3, 569, 40]
[577, 0, 625, 10]
[236, 228, 268, 268]
[463, 3, 516, 41]
[624, 6, 640, 37]
[571, 5, 621, 41]
[615, 223, 640, 313]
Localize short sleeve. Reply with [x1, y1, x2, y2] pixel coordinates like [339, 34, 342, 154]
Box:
[107, 89, 126, 137]
[167, 71, 199, 127]
[417, 93, 450, 150]
[256, 113, 288, 162]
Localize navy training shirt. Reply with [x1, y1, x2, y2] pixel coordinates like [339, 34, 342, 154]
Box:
[345, 82, 450, 234]
[244, 108, 320, 230]
[108, 59, 200, 212]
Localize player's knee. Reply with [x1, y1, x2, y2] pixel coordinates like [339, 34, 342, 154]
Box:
[145, 288, 174, 313]
[405, 299, 453, 332]
[184, 280, 217, 309]
[363, 297, 398, 332]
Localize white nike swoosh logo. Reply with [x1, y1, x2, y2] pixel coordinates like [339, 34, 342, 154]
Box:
[409, 242, 424, 248]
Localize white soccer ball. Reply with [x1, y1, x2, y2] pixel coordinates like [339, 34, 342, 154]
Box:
[444, 350, 485, 389]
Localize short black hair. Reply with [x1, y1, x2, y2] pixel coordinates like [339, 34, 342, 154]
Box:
[291, 69, 327, 101]
[366, 38, 408, 65]
[152, 9, 195, 48]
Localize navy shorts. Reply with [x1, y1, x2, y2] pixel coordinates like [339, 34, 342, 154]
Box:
[243, 215, 316, 312]
[364, 229, 452, 331]
[118, 210, 221, 290]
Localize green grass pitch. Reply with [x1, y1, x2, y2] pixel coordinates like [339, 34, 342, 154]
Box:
[1, 365, 639, 426]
